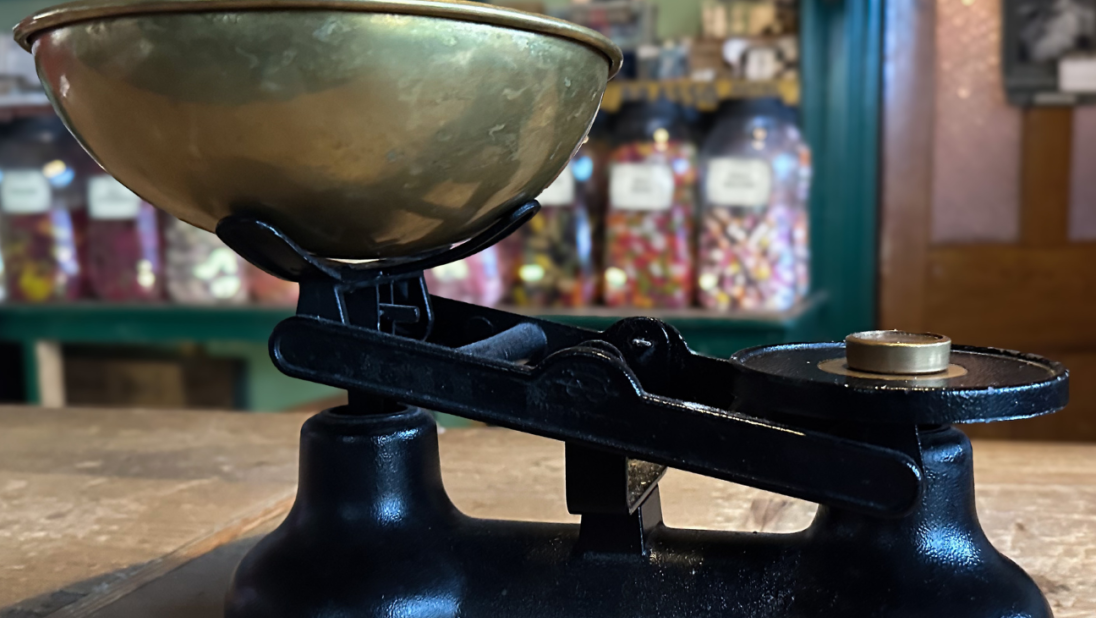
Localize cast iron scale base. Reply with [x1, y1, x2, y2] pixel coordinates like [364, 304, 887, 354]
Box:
[216, 204, 1068, 618]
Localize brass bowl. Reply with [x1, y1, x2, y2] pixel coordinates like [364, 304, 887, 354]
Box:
[16, 0, 620, 259]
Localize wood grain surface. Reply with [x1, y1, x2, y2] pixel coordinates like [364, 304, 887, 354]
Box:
[1021, 108, 1073, 248]
[0, 406, 308, 617]
[0, 407, 1093, 617]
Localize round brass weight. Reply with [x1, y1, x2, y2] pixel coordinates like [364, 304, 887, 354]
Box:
[844, 331, 952, 375]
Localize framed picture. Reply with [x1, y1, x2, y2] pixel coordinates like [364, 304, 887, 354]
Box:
[1002, 0, 1096, 105]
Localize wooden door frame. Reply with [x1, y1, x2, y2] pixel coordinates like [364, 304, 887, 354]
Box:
[879, 1, 1086, 343]
[879, 1, 1096, 441]
[879, 0, 934, 332]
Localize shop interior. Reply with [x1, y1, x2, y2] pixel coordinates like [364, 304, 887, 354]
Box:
[0, 0, 1093, 615]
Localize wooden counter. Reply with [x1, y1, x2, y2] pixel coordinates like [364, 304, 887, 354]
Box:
[0, 406, 1093, 617]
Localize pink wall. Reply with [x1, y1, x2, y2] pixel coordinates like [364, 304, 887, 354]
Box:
[931, 0, 1021, 244]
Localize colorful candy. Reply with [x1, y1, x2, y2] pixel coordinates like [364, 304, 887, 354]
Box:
[86, 175, 164, 301]
[603, 137, 697, 309]
[510, 152, 602, 308]
[424, 244, 504, 307]
[246, 263, 299, 306]
[697, 203, 796, 311]
[697, 100, 810, 312]
[0, 168, 86, 302]
[162, 214, 248, 304]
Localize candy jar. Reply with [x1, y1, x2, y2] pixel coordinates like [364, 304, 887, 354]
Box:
[696, 99, 807, 311]
[0, 116, 89, 302]
[85, 175, 164, 301]
[510, 116, 608, 307]
[787, 108, 812, 300]
[603, 101, 697, 309]
[162, 214, 248, 304]
[424, 244, 504, 307]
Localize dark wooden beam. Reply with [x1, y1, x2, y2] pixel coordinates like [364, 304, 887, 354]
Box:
[1021, 107, 1073, 247]
[878, 0, 935, 331]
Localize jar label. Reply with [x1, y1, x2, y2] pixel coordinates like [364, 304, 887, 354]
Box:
[706, 158, 772, 207]
[88, 175, 141, 220]
[609, 163, 674, 211]
[537, 162, 575, 207]
[1, 170, 50, 214]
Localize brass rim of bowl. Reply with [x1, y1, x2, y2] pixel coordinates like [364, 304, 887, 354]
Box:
[14, 0, 623, 77]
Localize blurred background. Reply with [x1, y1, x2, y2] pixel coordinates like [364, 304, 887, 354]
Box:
[0, 0, 1089, 440]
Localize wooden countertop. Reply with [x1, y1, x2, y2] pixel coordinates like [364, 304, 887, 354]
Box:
[0, 406, 1094, 617]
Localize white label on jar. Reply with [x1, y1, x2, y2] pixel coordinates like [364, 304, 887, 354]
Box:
[609, 163, 674, 211]
[706, 158, 772, 208]
[88, 175, 141, 220]
[537, 162, 575, 207]
[1, 170, 50, 214]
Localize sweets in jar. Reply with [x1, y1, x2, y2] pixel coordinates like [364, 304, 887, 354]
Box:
[424, 244, 505, 307]
[246, 263, 299, 306]
[510, 146, 604, 307]
[163, 214, 248, 304]
[696, 99, 809, 311]
[790, 120, 812, 299]
[603, 101, 697, 309]
[86, 175, 164, 301]
[0, 117, 90, 302]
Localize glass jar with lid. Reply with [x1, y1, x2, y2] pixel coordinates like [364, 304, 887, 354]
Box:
[509, 114, 608, 307]
[696, 98, 810, 311]
[0, 116, 89, 302]
[85, 174, 164, 301]
[603, 100, 697, 309]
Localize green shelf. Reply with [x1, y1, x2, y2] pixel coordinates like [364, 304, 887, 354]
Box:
[0, 296, 826, 405]
[0, 303, 291, 344]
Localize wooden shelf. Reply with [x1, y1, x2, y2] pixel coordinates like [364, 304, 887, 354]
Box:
[0, 296, 826, 404]
[0, 91, 54, 121]
[0, 295, 822, 343]
[601, 78, 799, 112]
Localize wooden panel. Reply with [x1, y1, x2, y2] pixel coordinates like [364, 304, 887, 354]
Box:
[878, 0, 935, 330]
[1021, 107, 1073, 247]
[924, 244, 1096, 350]
[1069, 107, 1096, 240]
[963, 349, 1096, 442]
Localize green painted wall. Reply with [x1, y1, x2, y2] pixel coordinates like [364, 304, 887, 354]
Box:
[0, 0, 55, 29]
[204, 341, 343, 412]
[539, 0, 702, 40]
